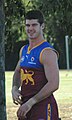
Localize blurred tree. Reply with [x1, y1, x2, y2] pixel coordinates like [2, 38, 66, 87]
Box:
[0, 0, 7, 119]
[5, 0, 30, 70]
[26, 0, 72, 69]
[5, 0, 26, 53]
[5, 0, 72, 69]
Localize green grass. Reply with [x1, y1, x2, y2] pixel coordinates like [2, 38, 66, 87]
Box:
[5, 70, 72, 120]
[54, 70, 72, 103]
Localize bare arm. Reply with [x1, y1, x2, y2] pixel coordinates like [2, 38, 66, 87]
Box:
[32, 49, 59, 102]
[12, 46, 24, 88]
[12, 46, 24, 105]
[12, 60, 21, 88]
[12, 60, 22, 105]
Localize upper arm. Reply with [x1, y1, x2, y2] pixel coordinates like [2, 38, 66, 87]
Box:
[14, 60, 20, 72]
[14, 46, 24, 73]
[13, 46, 23, 85]
[41, 49, 59, 87]
[15, 46, 24, 71]
[12, 46, 24, 88]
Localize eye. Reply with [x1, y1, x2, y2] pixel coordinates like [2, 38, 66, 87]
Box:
[26, 24, 30, 27]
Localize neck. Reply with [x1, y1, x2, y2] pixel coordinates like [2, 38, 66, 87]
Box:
[29, 35, 44, 49]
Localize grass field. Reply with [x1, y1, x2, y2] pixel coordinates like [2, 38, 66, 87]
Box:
[5, 70, 72, 120]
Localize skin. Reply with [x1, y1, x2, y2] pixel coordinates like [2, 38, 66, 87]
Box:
[12, 19, 59, 119]
[25, 19, 45, 48]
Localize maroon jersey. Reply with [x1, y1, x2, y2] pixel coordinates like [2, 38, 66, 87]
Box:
[20, 40, 57, 101]
[19, 40, 59, 120]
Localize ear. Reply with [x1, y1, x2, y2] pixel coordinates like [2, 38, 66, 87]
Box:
[41, 23, 45, 30]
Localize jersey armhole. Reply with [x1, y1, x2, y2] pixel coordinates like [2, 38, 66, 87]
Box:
[19, 45, 25, 58]
[39, 47, 59, 64]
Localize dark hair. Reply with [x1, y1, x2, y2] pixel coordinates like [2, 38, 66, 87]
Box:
[25, 10, 44, 25]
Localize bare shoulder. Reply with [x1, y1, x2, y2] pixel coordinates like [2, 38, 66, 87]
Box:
[41, 49, 58, 65]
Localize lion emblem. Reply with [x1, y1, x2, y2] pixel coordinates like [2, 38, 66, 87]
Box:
[20, 69, 35, 85]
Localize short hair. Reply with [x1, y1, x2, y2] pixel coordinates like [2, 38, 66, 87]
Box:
[25, 10, 44, 25]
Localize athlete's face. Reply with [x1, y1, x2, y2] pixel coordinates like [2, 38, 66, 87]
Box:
[25, 19, 44, 39]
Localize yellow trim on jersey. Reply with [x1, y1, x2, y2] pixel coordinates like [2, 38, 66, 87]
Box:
[19, 45, 25, 58]
[27, 40, 47, 54]
[47, 104, 51, 120]
[39, 48, 59, 64]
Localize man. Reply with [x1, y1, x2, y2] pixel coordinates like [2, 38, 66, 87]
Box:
[12, 10, 59, 120]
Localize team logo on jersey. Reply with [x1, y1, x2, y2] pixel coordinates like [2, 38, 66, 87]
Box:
[31, 57, 34, 61]
[21, 69, 35, 85]
[28, 56, 36, 65]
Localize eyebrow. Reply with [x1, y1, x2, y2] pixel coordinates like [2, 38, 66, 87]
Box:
[26, 23, 38, 26]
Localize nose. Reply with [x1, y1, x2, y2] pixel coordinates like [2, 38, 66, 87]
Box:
[29, 25, 33, 30]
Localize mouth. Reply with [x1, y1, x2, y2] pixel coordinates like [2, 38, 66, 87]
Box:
[28, 31, 35, 36]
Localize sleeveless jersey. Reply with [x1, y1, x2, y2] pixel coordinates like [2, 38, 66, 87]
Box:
[20, 40, 58, 102]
